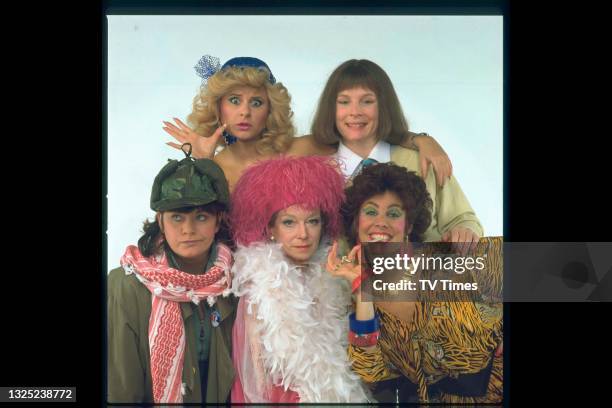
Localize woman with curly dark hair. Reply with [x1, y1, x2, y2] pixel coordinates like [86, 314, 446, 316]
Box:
[327, 162, 503, 404]
[341, 163, 433, 246]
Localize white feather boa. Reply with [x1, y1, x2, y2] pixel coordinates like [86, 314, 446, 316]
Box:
[231, 242, 371, 403]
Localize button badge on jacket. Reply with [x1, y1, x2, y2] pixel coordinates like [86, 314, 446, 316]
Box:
[210, 309, 221, 327]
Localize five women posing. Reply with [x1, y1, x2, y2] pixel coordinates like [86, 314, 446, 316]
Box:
[108, 55, 501, 404]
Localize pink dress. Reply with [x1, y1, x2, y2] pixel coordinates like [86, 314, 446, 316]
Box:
[230, 297, 300, 403]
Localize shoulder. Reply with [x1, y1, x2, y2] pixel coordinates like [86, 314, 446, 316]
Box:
[232, 243, 282, 273]
[389, 145, 422, 175]
[108, 267, 132, 291]
[286, 135, 337, 156]
[108, 267, 152, 326]
[390, 145, 418, 161]
[108, 267, 149, 304]
[213, 148, 233, 169]
[213, 150, 242, 189]
[215, 292, 240, 315]
[231, 243, 290, 295]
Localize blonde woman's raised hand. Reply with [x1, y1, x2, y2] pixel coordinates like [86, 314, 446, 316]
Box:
[163, 117, 225, 159]
[326, 241, 361, 284]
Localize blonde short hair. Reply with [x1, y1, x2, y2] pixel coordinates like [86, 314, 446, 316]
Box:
[187, 66, 295, 155]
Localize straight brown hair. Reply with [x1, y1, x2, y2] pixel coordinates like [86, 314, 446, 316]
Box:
[311, 59, 410, 146]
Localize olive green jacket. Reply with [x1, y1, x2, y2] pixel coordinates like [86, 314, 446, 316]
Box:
[391, 146, 483, 241]
[107, 266, 237, 403]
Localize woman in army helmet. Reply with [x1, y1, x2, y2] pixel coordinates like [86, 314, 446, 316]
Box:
[107, 144, 237, 404]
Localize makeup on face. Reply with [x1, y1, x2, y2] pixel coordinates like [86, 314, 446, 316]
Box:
[335, 87, 379, 146]
[357, 191, 408, 244]
[159, 209, 220, 266]
[219, 86, 269, 142]
[269, 206, 323, 264]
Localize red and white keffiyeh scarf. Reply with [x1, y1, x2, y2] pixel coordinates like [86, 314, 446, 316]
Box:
[120, 243, 233, 403]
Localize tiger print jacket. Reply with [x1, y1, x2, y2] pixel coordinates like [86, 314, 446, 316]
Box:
[348, 236, 503, 403]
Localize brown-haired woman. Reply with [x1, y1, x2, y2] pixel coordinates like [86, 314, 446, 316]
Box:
[311, 59, 482, 250]
[107, 152, 237, 404]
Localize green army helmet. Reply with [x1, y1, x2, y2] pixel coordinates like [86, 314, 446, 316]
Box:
[150, 143, 229, 212]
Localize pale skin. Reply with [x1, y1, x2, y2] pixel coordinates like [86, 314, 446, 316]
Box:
[163, 86, 276, 191]
[157, 208, 222, 318]
[334, 87, 452, 186]
[163, 86, 453, 192]
[268, 206, 323, 265]
[156, 209, 220, 275]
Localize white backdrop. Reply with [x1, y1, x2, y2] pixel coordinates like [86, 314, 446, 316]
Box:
[107, 15, 503, 270]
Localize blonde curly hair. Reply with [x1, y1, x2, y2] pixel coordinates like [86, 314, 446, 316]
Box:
[187, 66, 295, 155]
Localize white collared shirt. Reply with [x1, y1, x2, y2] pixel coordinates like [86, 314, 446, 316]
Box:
[335, 140, 391, 179]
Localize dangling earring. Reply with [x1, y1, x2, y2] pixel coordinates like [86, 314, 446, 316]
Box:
[270, 235, 275, 241]
[223, 129, 238, 145]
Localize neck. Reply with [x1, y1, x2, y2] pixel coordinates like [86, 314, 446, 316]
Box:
[227, 136, 266, 163]
[343, 137, 378, 159]
[172, 251, 210, 275]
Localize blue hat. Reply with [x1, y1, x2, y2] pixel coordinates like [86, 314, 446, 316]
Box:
[221, 57, 276, 84]
[194, 55, 276, 84]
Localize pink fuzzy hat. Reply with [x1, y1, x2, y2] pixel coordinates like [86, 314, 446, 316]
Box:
[230, 155, 345, 246]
